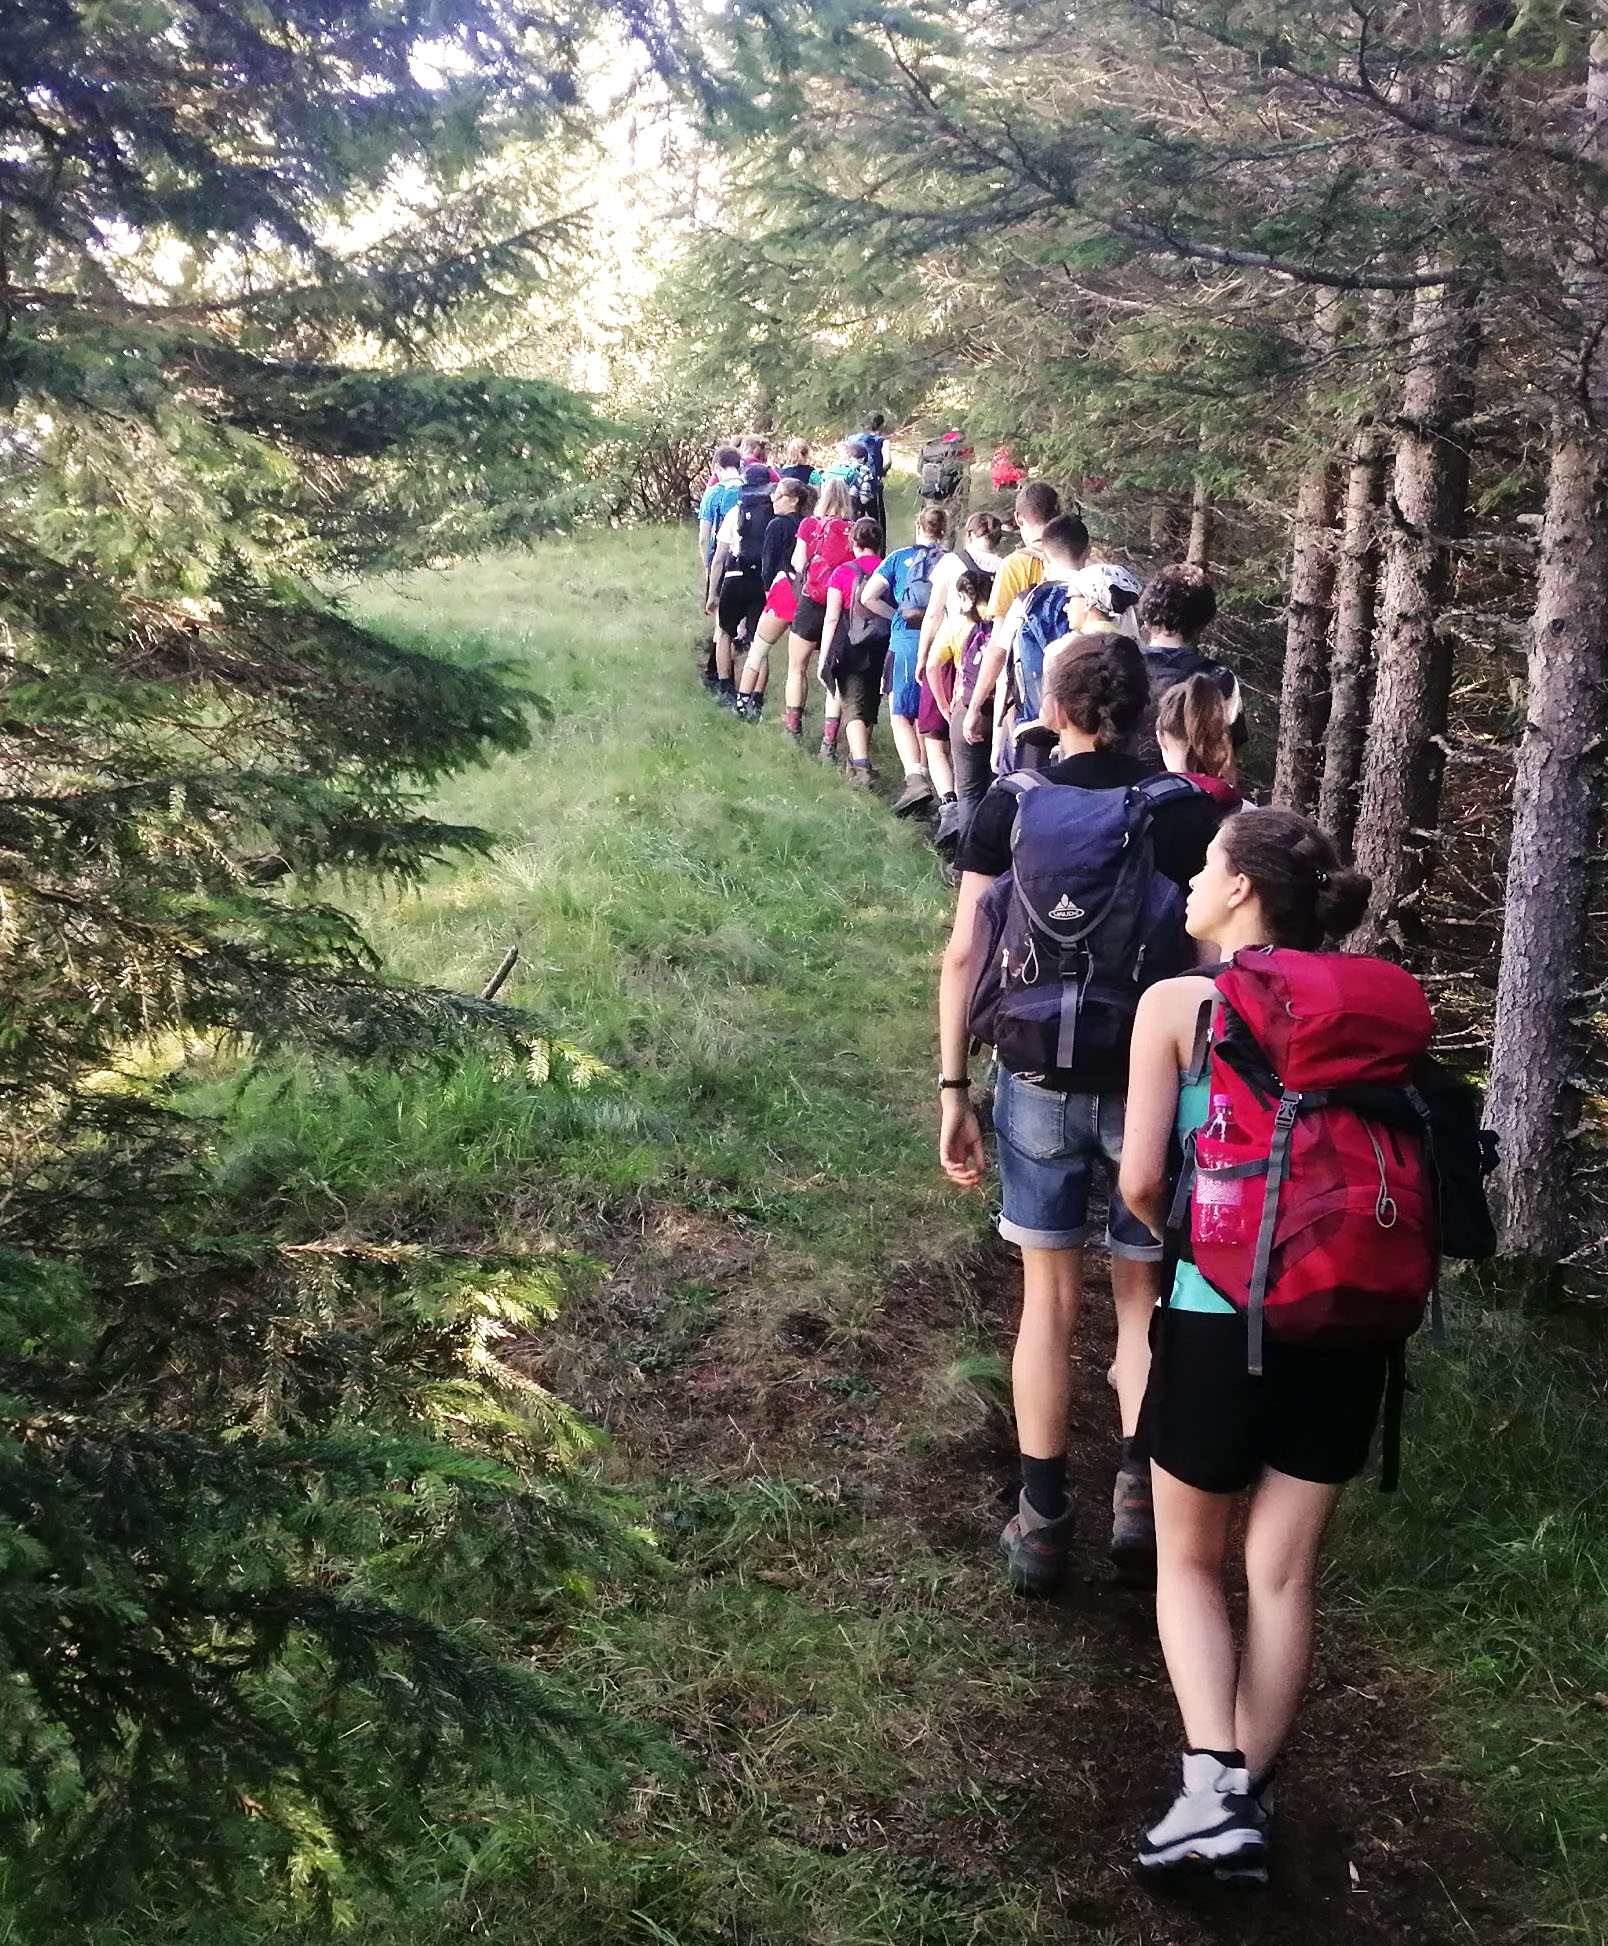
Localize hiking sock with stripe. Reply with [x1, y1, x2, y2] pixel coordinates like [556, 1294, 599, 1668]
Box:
[821, 718, 841, 751]
[784, 705, 803, 735]
[1020, 1454, 1068, 1521]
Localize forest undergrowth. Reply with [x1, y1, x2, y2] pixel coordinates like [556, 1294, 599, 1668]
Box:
[172, 525, 1608, 1944]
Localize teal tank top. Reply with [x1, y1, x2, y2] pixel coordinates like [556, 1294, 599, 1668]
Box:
[1169, 1068, 1237, 1316]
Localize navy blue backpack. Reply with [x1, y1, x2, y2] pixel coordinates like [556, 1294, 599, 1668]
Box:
[967, 772, 1198, 1077]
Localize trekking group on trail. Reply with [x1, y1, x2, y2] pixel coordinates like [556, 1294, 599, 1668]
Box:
[691, 425, 1495, 1886]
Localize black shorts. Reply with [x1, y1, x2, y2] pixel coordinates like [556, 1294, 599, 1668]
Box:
[791, 593, 829, 644]
[718, 568, 765, 639]
[834, 664, 883, 726]
[1140, 1307, 1388, 1494]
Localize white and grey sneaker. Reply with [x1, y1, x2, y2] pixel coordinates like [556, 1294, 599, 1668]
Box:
[1137, 1751, 1267, 1874]
[1214, 1771, 1275, 1884]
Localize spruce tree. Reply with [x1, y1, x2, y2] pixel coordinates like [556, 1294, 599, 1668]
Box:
[0, 0, 685, 1921]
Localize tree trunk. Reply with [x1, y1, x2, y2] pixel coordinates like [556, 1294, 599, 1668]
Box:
[1186, 476, 1212, 569]
[1273, 293, 1345, 815]
[1273, 459, 1341, 812]
[1487, 432, 1608, 1254]
[1348, 280, 1479, 954]
[1485, 18, 1608, 1258]
[1317, 425, 1387, 850]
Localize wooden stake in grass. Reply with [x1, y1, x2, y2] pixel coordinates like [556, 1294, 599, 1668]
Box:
[480, 946, 520, 1002]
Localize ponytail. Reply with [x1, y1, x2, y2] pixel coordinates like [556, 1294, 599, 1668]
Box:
[1156, 674, 1234, 779]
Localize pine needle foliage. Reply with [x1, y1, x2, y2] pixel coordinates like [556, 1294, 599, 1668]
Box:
[0, 0, 699, 1925]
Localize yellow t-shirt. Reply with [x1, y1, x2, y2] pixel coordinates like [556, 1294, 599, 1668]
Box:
[985, 548, 1043, 622]
[928, 614, 972, 673]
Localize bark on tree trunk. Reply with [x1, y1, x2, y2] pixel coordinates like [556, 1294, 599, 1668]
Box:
[1348, 280, 1479, 954]
[1485, 17, 1608, 1258]
[1274, 294, 1345, 815]
[1487, 432, 1608, 1254]
[1317, 425, 1387, 850]
[1186, 476, 1212, 569]
[1273, 459, 1341, 813]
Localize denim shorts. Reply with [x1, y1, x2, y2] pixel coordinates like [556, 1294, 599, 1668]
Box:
[992, 1066, 1163, 1259]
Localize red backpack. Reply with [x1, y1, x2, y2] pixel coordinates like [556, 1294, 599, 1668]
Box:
[802, 518, 854, 603]
[1168, 948, 1439, 1373]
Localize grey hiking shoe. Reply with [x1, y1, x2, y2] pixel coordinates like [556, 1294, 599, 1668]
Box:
[1137, 1752, 1266, 1875]
[1110, 1464, 1156, 1576]
[999, 1488, 1074, 1594]
[846, 762, 873, 790]
[892, 769, 937, 817]
[815, 737, 840, 765]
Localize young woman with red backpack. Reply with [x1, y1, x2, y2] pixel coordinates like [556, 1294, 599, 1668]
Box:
[782, 476, 857, 755]
[1119, 810, 1424, 1880]
[1155, 674, 1244, 808]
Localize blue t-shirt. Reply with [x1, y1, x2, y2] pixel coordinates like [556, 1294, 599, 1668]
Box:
[878, 545, 939, 653]
[699, 479, 742, 558]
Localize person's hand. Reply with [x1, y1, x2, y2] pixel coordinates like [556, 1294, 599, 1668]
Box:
[963, 704, 985, 745]
[705, 599, 718, 617]
[939, 1094, 986, 1187]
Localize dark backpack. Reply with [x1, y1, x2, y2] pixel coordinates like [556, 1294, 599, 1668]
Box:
[918, 438, 963, 500]
[965, 772, 1197, 1079]
[825, 566, 892, 681]
[1011, 582, 1072, 725]
[898, 544, 942, 626]
[734, 488, 773, 566]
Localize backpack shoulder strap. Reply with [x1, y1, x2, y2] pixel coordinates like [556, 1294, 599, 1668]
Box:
[1132, 771, 1204, 811]
[997, 771, 1045, 801]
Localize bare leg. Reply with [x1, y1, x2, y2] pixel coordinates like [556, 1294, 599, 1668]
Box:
[844, 717, 871, 762]
[1012, 1245, 1083, 1460]
[1152, 1465, 1239, 1752]
[890, 713, 926, 778]
[1109, 1256, 1161, 1437]
[785, 633, 816, 710]
[715, 627, 738, 681]
[1235, 1469, 1343, 1778]
[925, 736, 955, 795]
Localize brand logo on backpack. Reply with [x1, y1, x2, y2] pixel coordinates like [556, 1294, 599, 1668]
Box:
[1048, 894, 1085, 921]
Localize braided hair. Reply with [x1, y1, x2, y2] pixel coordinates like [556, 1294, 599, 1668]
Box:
[1041, 633, 1148, 752]
[1217, 809, 1371, 947]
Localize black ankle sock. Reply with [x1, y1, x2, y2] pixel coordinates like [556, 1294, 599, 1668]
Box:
[718, 675, 736, 694]
[1020, 1454, 1068, 1520]
[849, 756, 870, 770]
[941, 790, 957, 804]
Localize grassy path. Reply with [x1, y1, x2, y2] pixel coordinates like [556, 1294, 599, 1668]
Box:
[283, 531, 1576, 1944]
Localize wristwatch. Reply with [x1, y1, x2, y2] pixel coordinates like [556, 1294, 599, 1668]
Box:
[939, 1076, 971, 1092]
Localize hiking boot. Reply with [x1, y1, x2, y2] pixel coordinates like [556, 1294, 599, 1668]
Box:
[998, 1488, 1074, 1594]
[892, 769, 937, 818]
[734, 693, 762, 722]
[715, 686, 739, 710]
[846, 762, 873, 790]
[815, 737, 840, 765]
[933, 795, 965, 853]
[1137, 1752, 1266, 1875]
[1110, 1464, 1156, 1577]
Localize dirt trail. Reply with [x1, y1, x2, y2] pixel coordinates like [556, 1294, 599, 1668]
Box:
[555, 1208, 1537, 1946]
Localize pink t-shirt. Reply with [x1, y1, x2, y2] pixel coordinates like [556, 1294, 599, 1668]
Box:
[826, 552, 884, 601]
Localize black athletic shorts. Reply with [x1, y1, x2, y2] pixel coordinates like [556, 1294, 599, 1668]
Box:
[835, 665, 883, 726]
[791, 593, 829, 644]
[1140, 1306, 1389, 1494]
[718, 567, 765, 639]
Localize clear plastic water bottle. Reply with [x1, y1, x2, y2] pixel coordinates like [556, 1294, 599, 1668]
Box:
[1193, 1093, 1256, 1245]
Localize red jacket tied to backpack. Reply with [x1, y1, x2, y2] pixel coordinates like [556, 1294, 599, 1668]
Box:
[1176, 948, 1438, 1368]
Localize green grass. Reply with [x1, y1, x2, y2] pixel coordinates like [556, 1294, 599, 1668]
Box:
[195, 526, 1608, 1943]
[1336, 1274, 1608, 1937]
